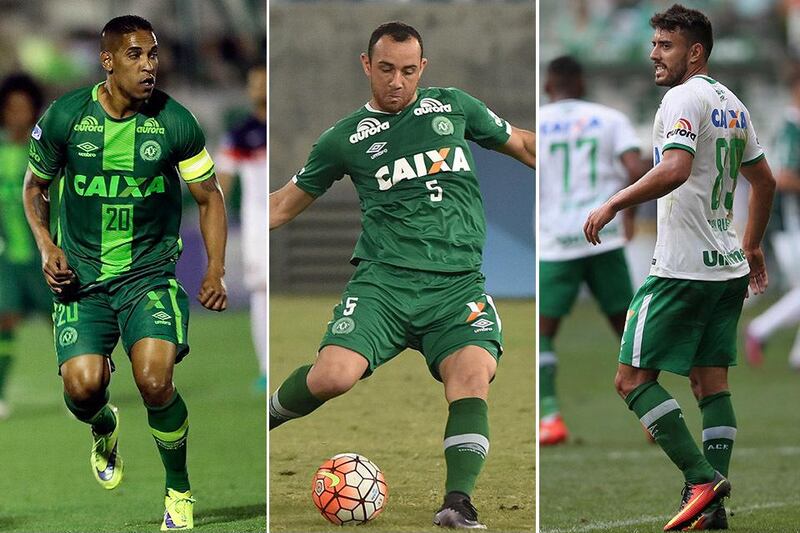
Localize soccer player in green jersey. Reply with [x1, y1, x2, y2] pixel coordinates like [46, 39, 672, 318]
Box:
[585, 5, 775, 530]
[269, 22, 535, 529]
[0, 74, 49, 419]
[22, 16, 227, 531]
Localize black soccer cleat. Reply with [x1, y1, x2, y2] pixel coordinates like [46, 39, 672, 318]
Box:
[433, 492, 487, 529]
[683, 501, 729, 530]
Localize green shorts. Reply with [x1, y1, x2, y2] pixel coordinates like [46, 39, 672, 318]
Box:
[0, 261, 52, 316]
[53, 267, 190, 370]
[320, 261, 503, 381]
[539, 248, 633, 318]
[619, 275, 749, 376]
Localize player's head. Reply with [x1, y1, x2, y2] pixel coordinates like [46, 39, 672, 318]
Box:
[649, 4, 713, 87]
[360, 21, 427, 113]
[0, 73, 43, 132]
[247, 64, 267, 111]
[545, 55, 584, 101]
[100, 15, 158, 101]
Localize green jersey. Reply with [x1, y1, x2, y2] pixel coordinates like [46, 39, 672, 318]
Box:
[293, 87, 511, 273]
[28, 82, 215, 290]
[0, 133, 35, 265]
[773, 107, 800, 232]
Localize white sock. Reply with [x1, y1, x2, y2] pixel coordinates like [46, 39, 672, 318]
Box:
[250, 290, 267, 374]
[748, 287, 800, 340]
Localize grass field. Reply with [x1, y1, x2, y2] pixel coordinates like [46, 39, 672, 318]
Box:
[540, 297, 800, 533]
[269, 295, 535, 532]
[0, 309, 266, 533]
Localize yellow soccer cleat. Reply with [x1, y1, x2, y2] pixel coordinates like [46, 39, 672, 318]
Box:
[161, 488, 195, 530]
[90, 405, 123, 490]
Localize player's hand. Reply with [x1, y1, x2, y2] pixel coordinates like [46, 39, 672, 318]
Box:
[584, 203, 618, 245]
[198, 269, 227, 311]
[41, 243, 76, 294]
[744, 247, 768, 297]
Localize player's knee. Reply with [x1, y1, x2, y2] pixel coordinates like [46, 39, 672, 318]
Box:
[307, 368, 358, 400]
[135, 375, 174, 406]
[63, 373, 106, 405]
[614, 371, 633, 399]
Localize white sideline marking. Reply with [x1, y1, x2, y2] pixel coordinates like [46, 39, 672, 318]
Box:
[544, 446, 800, 462]
[542, 500, 799, 533]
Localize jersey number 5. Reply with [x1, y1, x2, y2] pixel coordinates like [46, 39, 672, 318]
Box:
[426, 179, 443, 202]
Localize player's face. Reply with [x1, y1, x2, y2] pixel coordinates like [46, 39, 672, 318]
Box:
[108, 29, 159, 101]
[649, 28, 690, 87]
[247, 67, 267, 109]
[2, 91, 36, 130]
[361, 36, 426, 113]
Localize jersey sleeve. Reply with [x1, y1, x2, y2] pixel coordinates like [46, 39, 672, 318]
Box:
[741, 112, 765, 166]
[173, 109, 215, 184]
[613, 112, 641, 156]
[28, 101, 68, 181]
[659, 86, 704, 156]
[291, 127, 346, 198]
[452, 88, 512, 149]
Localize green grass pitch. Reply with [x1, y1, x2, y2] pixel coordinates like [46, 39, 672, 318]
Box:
[269, 295, 535, 532]
[539, 298, 800, 533]
[0, 309, 266, 533]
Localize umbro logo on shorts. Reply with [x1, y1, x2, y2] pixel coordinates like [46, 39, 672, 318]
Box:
[471, 318, 494, 332]
[152, 311, 172, 325]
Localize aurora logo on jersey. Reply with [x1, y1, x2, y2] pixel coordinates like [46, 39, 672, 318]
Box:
[666, 118, 696, 141]
[702, 248, 746, 267]
[413, 97, 452, 116]
[349, 118, 390, 144]
[374, 146, 470, 191]
[73, 174, 166, 198]
[710, 109, 747, 130]
[136, 117, 166, 134]
[73, 116, 103, 132]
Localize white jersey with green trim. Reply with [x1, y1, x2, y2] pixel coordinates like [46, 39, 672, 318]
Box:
[651, 75, 764, 281]
[539, 99, 640, 261]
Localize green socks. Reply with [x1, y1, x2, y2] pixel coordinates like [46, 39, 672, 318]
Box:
[539, 335, 559, 419]
[147, 391, 190, 492]
[626, 381, 715, 484]
[0, 330, 15, 401]
[269, 365, 324, 430]
[444, 397, 489, 496]
[699, 391, 736, 477]
[64, 389, 117, 435]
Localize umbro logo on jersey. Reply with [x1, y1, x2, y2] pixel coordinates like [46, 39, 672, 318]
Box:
[666, 118, 696, 140]
[375, 146, 471, 191]
[136, 117, 166, 134]
[349, 118, 390, 144]
[413, 97, 452, 116]
[74, 116, 103, 132]
[77, 142, 100, 158]
[366, 142, 388, 159]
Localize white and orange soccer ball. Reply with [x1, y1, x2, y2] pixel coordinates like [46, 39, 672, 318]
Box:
[311, 453, 388, 525]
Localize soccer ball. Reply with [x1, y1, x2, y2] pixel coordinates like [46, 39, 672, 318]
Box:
[311, 453, 388, 525]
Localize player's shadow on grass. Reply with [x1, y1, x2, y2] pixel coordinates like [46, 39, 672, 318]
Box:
[197, 503, 266, 527]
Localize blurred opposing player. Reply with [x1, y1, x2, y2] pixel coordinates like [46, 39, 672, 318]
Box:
[745, 71, 800, 368]
[584, 5, 774, 530]
[216, 65, 267, 389]
[538, 55, 645, 445]
[269, 22, 535, 529]
[0, 74, 49, 418]
[23, 16, 227, 530]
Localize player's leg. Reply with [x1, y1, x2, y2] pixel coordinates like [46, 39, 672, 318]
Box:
[269, 345, 368, 430]
[538, 259, 582, 445]
[745, 286, 800, 365]
[584, 248, 635, 338]
[250, 288, 267, 390]
[0, 314, 21, 418]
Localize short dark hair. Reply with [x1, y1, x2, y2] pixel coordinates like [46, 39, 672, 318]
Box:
[367, 21, 423, 60]
[546, 55, 584, 98]
[101, 15, 154, 52]
[650, 4, 713, 60]
[0, 73, 44, 121]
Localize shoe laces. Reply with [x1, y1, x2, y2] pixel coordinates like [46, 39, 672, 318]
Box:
[680, 483, 692, 508]
[169, 493, 196, 515]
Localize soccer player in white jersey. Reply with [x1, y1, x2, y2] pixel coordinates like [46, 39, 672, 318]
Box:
[217, 65, 267, 389]
[584, 5, 775, 530]
[538, 55, 645, 445]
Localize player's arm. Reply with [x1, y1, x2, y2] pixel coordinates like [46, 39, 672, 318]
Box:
[187, 175, 228, 311]
[494, 125, 536, 169]
[22, 168, 74, 293]
[270, 180, 316, 230]
[775, 168, 800, 193]
[584, 148, 692, 244]
[619, 149, 649, 240]
[739, 157, 777, 295]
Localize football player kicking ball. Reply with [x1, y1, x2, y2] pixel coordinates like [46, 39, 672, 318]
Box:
[584, 5, 774, 531]
[23, 16, 227, 531]
[269, 21, 535, 529]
